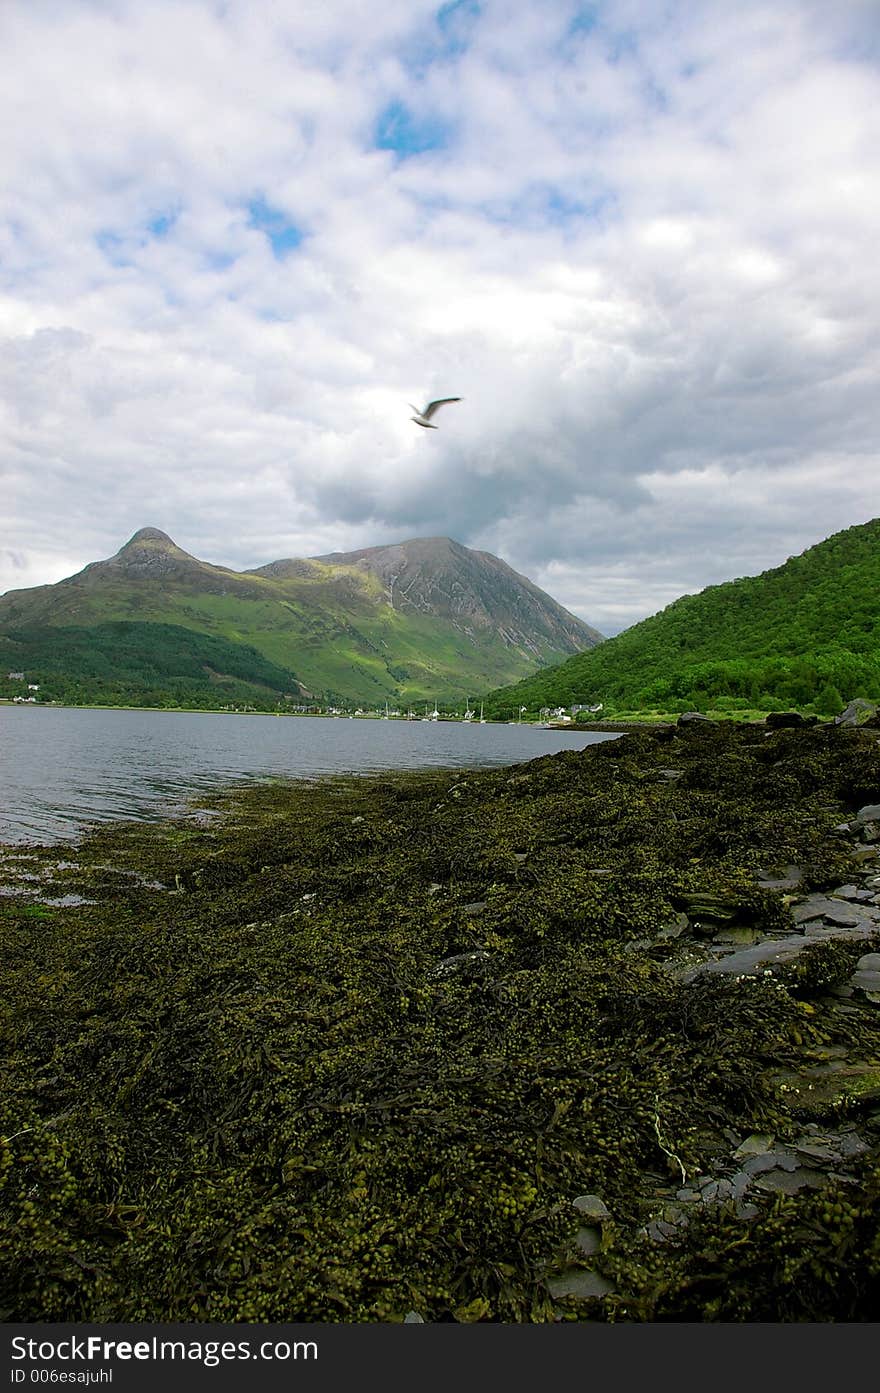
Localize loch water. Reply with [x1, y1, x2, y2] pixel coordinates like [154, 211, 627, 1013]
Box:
[0, 705, 619, 845]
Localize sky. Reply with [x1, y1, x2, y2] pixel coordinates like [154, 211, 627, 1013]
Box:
[1, 0, 878, 636]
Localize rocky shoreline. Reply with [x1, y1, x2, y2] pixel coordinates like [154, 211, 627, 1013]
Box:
[2, 716, 879, 1321]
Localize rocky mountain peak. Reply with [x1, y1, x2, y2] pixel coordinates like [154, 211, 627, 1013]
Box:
[122, 527, 177, 548]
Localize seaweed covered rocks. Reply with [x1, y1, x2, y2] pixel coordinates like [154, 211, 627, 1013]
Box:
[1, 720, 880, 1322]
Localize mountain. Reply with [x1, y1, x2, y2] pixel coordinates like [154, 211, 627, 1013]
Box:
[481, 517, 880, 718]
[253, 536, 597, 657]
[0, 528, 602, 709]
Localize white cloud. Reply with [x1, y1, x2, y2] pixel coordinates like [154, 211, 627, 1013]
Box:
[1, 0, 878, 639]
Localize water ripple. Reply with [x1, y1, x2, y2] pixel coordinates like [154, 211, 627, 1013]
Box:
[0, 707, 619, 845]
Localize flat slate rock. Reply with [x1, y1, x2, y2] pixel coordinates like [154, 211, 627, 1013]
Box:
[752, 1167, 827, 1194]
[693, 920, 880, 977]
[791, 897, 869, 926]
[547, 1268, 615, 1300]
[572, 1194, 611, 1220]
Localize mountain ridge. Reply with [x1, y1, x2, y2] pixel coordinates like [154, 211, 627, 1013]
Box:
[0, 528, 603, 708]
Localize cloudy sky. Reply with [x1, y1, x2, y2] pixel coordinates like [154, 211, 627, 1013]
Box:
[2, 0, 878, 635]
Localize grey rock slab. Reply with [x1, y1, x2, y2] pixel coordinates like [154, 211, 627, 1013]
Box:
[835, 700, 878, 727]
[834, 1133, 870, 1159]
[824, 907, 874, 928]
[792, 1142, 841, 1163]
[575, 1226, 602, 1257]
[733, 1134, 776, 1157]
[857, 804, 880, 823]
[646, 1220, 679, 1242]
[752, 1167, 828, 1194]
[657, 913, 691, 939]
[831, 885, 876, 903]
[573, 1194, 611, 1221]
[735, 1202, 761, 1220]
[696, 920, 880, 978]
[741, 1149, 799, 1175]
[430, 950, 490, 978]
[792, 897, 862, 926]
[756, 865, 804, 890]
[403, 1312, 425, 1323]
[712, 926, 760, 946]
[700, 1179, 736, 1203]
[547, 1268, 614, 1300]
[856, 953, 880, 971]
[851, 970, 880, 992]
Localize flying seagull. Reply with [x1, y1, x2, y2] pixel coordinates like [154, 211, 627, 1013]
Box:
[409, 397, 461, 429]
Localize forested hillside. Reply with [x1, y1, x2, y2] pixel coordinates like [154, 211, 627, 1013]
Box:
[482, 518, 880, 717]
[0, 623, 302, 710]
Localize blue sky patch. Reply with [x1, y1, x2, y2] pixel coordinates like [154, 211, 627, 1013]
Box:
[147, 211, 176, 238]
[568, 4, 599, 38]
[436, 0, 480, 49]
[247, 197, 303, 259]
[95, 229, 132, 266]
[375, 100, 450, 158]
[478, 180, 616, 232]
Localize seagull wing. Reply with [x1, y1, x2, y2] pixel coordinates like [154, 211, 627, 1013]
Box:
[422, 397, 461, 420]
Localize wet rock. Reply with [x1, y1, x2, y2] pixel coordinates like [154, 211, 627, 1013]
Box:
[547, 1268, 614, 1300]
[575, 1226, 602, 1257]
[756, 865, 803, 891]
[856, 804, 880, 824]
[831, 886, 877, 903]
[677, 712, 714, 725]
[673, 891, 744, 924]
[855, 952, 880, 972]
[733, 1133, 775, 1157]
[849, 963, 880, 1001]
[852, 847, 880, 864]
[712, 926, 760, 946]
[403, 1311, 425, 1323]
[736, 1201, 760, 1220]
[824, 906, 873, 927]
[792, 896, 860, 926]
[656, 913, 690, 940]
[741, 1149, 799, 1175]
[835, 699, 879, 727]
[752, 1167, 827, 1194]
[572, 1194, 611, 1221]
[430, 950, 490, 979]
[770, 1064, 880, 1119]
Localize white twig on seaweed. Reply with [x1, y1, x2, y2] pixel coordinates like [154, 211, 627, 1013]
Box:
[653, 1096, 687, 1185]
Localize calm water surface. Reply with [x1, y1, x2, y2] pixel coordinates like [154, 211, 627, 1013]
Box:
[0, 706, 619, 845]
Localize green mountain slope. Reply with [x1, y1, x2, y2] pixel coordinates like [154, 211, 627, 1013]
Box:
[482, 518, 880, 717]
[0, 529, 602, 708]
